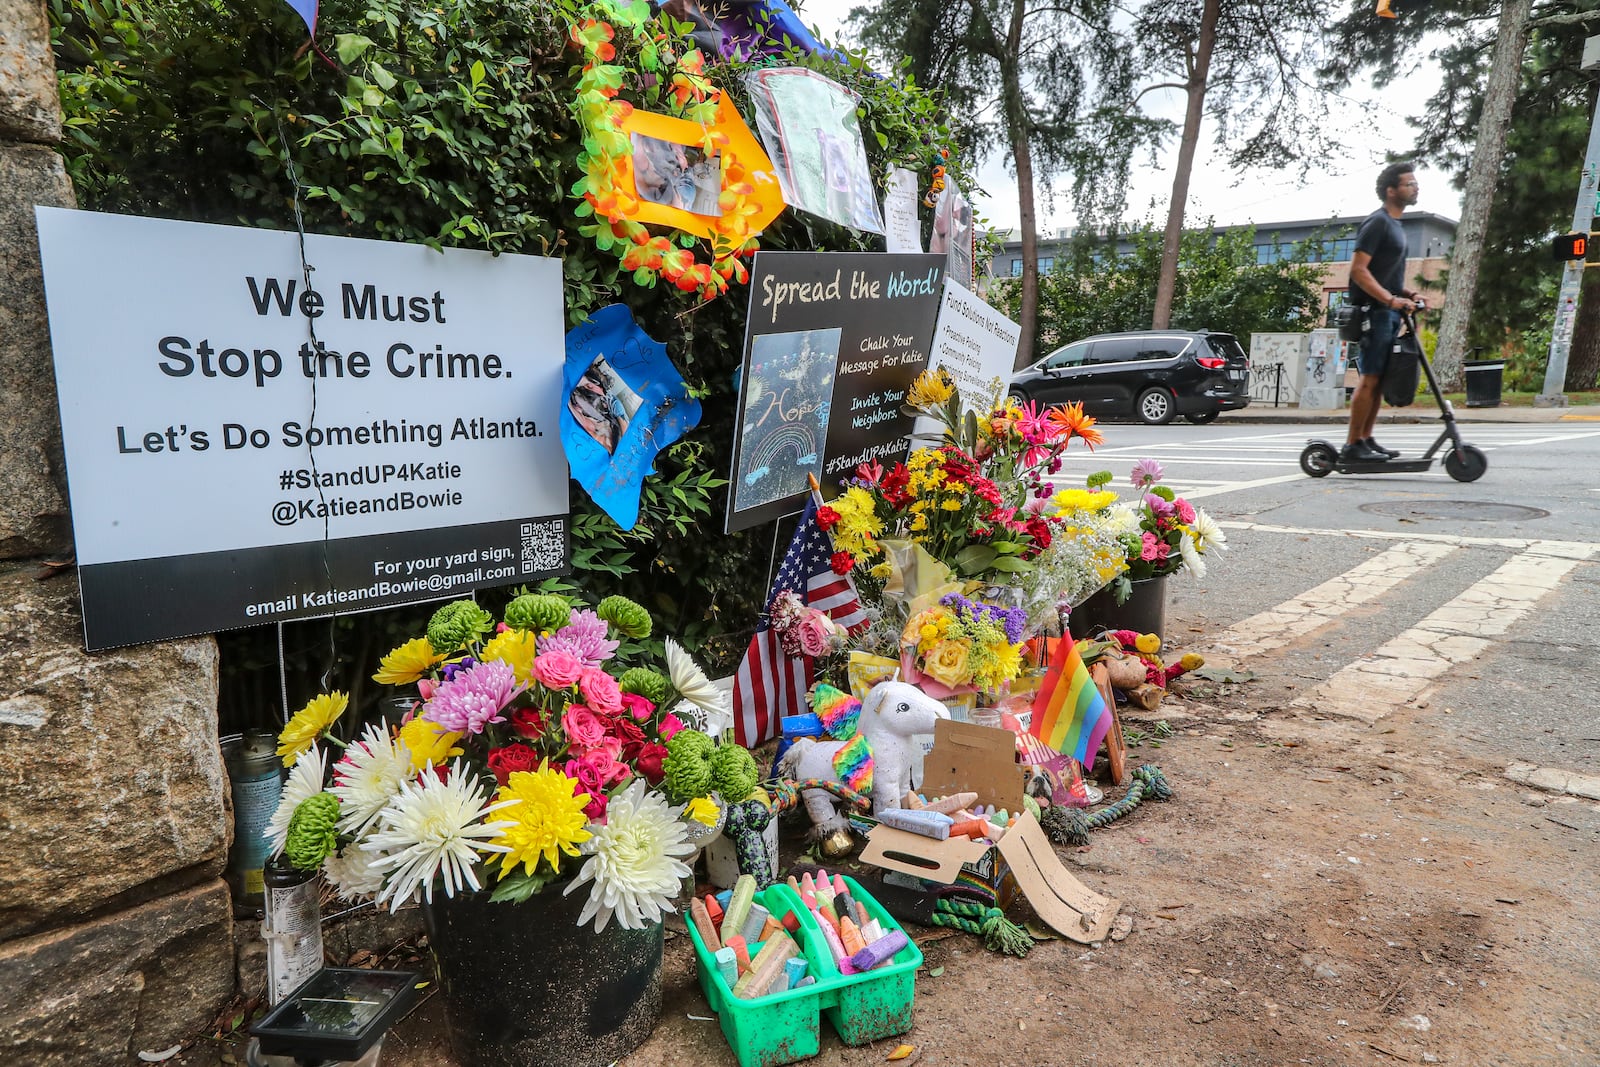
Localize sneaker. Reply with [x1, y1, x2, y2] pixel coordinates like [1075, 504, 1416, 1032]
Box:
[1365, 437, 1400, 459]
[1340, 441, 1387, 463]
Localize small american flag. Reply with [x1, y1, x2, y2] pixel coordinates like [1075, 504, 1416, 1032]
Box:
[733, 498, 868, 747]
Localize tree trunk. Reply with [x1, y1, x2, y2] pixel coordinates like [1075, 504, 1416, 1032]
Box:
[1001, 0, 1038, 368]
[1566, 261, 1600, 390]
[1431, 0, 1534, 389]
[1151, 0, 1219, 331]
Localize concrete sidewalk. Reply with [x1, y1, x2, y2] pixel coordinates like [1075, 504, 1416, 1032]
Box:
[1218, 400, 1600, 425]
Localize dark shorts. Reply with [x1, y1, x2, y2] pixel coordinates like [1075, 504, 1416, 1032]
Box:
[1358, 307, 1399, 378]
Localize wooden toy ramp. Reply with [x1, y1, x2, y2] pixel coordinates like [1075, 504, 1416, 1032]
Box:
[997, 811, 1121, 943]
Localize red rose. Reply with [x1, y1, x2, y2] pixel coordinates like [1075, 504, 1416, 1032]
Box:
[817, 505, 840, 531]
[509, 708, 547, 740]
[1025, 517, 1053, 552]
[606, 714, 645, 753]
[830, 551, 855, 575]
[635, 742, 670, 785]
[486, 743, 542, 786]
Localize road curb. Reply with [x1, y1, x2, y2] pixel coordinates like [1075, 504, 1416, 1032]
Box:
[1504, 762, 1600, 801]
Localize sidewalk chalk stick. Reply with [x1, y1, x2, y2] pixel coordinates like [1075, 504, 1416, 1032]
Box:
[740, 903, 771, 946]
[714, 946, 738, 986]
[875, 809, 952, 839]
[849, 929, 909, 971]
[720, 874, 756, 944]
[726, 934, 751, 975]
[924, 792, 978, 814]
[783, 957, 808, 988]
[690, 897, 722, 954]
[704, 894, 724, 926]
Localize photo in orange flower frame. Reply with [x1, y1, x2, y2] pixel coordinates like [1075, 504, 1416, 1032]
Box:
[617, 98, 784, 241]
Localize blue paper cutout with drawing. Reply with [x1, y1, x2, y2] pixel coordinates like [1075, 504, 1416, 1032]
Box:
[561, 305, 702, 530]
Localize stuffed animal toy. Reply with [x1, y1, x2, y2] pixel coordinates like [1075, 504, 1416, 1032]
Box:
[1088, 631, 1204, 710]
[776, 679, 948, 858]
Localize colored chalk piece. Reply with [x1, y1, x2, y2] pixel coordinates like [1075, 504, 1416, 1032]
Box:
[781, 910, 801, 934]
[795, 975, 816, 988]
[715, 889, 732, 909]
[733, 931, 797, 999]
[849, 929, 909, 971]
[721, 874, 757, 944]
[740, 903, 771, 946]
[783, 957, 808, 988]
[839, 916, 866, 956]
[726, 934, 751, 975]
[925, 791, 978, 814]
[758, 916, 784, 943]
[715, 946, 738, 987]
[836, 891, 861, 928]
[703, 894, 724, 926]
[690, 897, 722, 954]
[875, 808, 952, 840]
[769, 971, 790, 994]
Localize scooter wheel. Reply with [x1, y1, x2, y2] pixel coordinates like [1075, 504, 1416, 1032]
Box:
[1444, 444, 1488, 482]
[1300, 442, 1338, 478]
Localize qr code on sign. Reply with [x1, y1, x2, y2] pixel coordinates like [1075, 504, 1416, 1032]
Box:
[520, 519, 564, 574]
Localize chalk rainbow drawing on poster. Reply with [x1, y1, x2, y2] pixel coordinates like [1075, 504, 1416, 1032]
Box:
[734, 327, 841, 514]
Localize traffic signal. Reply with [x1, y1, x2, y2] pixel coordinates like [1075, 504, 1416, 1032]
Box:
[1552, 232, 1588, 261]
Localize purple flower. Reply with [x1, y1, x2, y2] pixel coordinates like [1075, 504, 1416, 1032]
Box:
[1144, 493, 1175, 517]
[440, 656, 478, 682]
[537, 609, 619, 668]
[423, 660, 525, 734]
[1130, 458, 1165, 490]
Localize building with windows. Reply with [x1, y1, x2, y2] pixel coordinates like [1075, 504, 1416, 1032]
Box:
[988, 212, 1458, 318]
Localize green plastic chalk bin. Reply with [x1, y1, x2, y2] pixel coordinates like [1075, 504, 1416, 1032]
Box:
[685, 885, 831, 1067]
[805, 876, 922, 1045]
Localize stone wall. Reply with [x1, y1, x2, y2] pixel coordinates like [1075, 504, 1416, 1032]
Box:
[0, 0, 235, 1062]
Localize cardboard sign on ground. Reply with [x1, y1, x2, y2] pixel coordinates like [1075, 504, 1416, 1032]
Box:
[996, 811, 1122, 943]
[919, 719, 1024, 811]
[858, 824, 992, 885]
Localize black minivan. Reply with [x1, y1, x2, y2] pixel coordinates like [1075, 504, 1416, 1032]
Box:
[1009, 330, 1251, 425]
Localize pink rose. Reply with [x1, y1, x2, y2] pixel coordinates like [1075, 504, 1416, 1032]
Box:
[1140, 532, 1161, 562]
[1174, 498, 1196, 524]
[658, 713, 685, 741]
[417, 679, 437, 701]
[578, 668, 623, 715]
[795, 611, 836, 658]
[576, 740, 630, 787]
[533, 648, 585, 689]
[619, 692, 656, 722]
[562, 704, 607, 748]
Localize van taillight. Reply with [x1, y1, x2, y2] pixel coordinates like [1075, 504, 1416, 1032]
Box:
[1196, 356, 1227, 370]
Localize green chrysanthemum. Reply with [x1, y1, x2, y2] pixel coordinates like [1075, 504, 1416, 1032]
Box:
[284, 792, 341, 871]
[427, 600, 493, 655]
[662, 729, 715, 804]
[503, 594, 572, 635]
[618, 667, 669, 704]
[597, 595, 652, 640]
[709, 744, 759, 804]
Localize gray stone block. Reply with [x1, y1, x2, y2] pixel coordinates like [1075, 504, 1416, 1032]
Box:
[0, 561, 227, 941]
[0, 879, 235, 1066]
[0, 142, 74, 558]
[0, 0, 62, 143]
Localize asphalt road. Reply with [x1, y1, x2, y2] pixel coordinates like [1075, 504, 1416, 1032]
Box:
[1070, 418, 1600, 783]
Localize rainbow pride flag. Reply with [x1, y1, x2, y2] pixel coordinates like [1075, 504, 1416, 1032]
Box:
[1028, 635, 1112, 770]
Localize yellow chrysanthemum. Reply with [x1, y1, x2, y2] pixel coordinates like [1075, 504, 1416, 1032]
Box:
[1052, 488, 1117, 514]
[372, 637, 445, 686]
[909, 512, 929, 532]
[940, 498, 964, 511]
[492, 764, 594, 876]
[990, 640, 1023, 683]
[398, 715, 464, 772]
[869, 562, 893, 581]
[907, 368, 955, 407]
[481, 628, 538, 685]
[278, 691, 348, 767]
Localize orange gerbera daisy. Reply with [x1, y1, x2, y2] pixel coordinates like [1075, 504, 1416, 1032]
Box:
[1046, 401, 1104, 449]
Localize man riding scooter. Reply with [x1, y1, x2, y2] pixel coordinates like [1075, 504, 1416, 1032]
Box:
[1344, 162, 1423, 464]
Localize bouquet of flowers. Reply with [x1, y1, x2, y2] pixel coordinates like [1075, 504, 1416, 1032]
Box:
[1099, 459, 1227, 602]
[900, 592, 1029, 698]
[263, 592, 747, 931]
[822, 368, 1103, 594]
[1015, 484, 1132, 633]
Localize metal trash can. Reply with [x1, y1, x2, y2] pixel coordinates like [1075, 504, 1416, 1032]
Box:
[1464, 359, 1505, 408]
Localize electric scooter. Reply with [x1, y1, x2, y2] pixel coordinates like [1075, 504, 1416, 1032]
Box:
[1299, 305, 1488, 483]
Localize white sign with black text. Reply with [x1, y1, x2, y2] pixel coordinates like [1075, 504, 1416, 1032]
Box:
[36, 208, 569, 649]
[927, 278, 1021, 415]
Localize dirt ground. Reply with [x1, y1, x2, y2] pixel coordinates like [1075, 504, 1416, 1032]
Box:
[188, 653, 1600, 1067]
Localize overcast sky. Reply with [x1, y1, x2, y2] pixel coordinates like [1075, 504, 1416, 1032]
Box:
[795, 0, 1461, 235]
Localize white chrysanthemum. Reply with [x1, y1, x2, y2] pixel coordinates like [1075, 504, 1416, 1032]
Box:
[360, 761, 518, 912]
[1106, 503, 1142, 536]
[564, 779, 694, 932]
[1178, 532, 1207, 579]
[1191, 507, 1227, 553]
[321, 840, 387, 901]
[329, 723, 416, 837]
[665, 638, 730, 733]
[263, 744, 326, 857]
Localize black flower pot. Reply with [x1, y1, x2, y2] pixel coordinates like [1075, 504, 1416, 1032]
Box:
[1069, 575, 1169, 643]
[422, 883, 663, 1067]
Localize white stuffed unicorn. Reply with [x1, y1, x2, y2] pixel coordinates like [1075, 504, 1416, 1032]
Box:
[777, 679, 948, 856]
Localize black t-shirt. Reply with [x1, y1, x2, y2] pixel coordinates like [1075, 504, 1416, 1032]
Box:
[1349, 207, 1408, 308]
